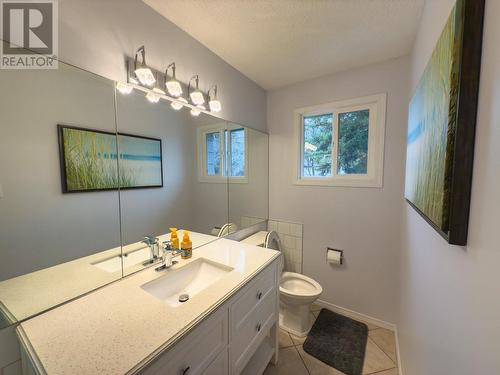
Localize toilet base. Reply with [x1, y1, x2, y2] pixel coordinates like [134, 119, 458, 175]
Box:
[279, 303, 313, 337]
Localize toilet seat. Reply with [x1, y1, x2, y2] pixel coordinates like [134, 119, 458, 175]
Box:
[280, 272, 323, 301]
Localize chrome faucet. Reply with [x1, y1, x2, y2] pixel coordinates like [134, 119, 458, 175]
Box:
[142, 236, 160, 265]
[155, 240, 182, 272]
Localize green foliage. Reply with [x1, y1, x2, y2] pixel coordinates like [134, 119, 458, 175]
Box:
[303, 114, 332, 176]
[337, 110, 369, 174]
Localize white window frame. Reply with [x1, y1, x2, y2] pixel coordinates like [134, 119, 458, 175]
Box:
[197, 123, 248, 183]
[293, 93, 386, 188]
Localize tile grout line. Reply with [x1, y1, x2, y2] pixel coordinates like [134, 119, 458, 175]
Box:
[294, 344, 312, 375]
[366, 336, 398, 370]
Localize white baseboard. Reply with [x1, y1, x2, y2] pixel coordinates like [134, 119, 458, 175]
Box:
[315, 299, 396, 331]
[315, 299, 403, 375]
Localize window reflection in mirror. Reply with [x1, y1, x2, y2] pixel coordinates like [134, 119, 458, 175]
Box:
[0, 56, 121, 329]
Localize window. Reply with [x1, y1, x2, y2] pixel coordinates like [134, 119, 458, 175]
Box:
[198, 124, 248, 183]
[295, 94, 386, 187]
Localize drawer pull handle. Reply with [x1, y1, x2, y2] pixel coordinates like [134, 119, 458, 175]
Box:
[256, 291, 263, 300]
[182, 366, 190, 375]
[256, 323, 262, 332]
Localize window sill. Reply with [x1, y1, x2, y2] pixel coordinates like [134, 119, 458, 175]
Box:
[198, 177, 249, 184]
[293, 177, 382, 188]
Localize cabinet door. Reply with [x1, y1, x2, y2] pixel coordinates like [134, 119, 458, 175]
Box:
[202, 349, 228, 375]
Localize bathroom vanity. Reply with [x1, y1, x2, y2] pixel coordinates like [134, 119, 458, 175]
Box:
[17, 239, 281, 375]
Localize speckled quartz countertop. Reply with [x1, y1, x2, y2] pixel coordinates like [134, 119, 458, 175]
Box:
[0, 231, 217, 324]
[18, 238, 280, 375]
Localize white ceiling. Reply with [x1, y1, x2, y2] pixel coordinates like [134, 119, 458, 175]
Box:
[144, 0, 424, 90]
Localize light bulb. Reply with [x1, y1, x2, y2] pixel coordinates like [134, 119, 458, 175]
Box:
[190, 104, 205, 117]
[171, 97, 188, 110]
[166, 79, 183, 97]
[116, 82, 133, 95]
[146, 91, 160, 103]
[209, 99, 222, 112]
[190, 90, 205, 105]
[134, 67, 156, 86]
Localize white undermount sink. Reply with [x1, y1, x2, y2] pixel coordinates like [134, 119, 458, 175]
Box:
[92, 246, 151, 273]
[140, 258, 234, 307]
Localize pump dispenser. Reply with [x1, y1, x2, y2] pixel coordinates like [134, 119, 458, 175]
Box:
[181, 230, 193, 259]
[170, 228, 179, 249]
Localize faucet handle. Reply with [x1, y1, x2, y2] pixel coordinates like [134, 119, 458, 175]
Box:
[162, 241, 173, 250]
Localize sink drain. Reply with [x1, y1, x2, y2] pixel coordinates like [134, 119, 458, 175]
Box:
[179, 294, 189, 303]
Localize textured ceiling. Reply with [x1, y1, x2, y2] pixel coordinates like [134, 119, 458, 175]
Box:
[144, 0, 424, 90]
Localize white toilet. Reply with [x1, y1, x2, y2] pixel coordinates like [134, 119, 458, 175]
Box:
[242, 231, 323, 337]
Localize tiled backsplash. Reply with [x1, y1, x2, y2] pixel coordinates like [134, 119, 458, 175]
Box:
[268, 219, 303, 273]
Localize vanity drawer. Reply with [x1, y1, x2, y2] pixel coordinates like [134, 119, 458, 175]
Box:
[142, 308, 228, 375]
[202, 348, 228, 375]
[231, 264, 276, 334]
[230, 290, 276, 374]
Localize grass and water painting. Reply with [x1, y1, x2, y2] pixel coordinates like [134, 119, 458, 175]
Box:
[59, 126, 162, 192]
[404, 2, 461, 231]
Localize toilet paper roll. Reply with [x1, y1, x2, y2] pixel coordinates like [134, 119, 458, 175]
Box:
[327, 249, 343, 264]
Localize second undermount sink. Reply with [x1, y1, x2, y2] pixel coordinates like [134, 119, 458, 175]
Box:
[140, 258, 234, 307]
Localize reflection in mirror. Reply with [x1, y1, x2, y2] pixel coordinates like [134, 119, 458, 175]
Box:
[115, 89, 228, 275]
[227, 124, 269, 232]
[0, 56, 121, 329]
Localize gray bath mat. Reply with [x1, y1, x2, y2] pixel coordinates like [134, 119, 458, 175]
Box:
[303, 309, 368, 375]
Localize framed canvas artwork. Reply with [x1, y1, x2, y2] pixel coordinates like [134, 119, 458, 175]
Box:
[404, 0, 485, 245]
[58, 125, 163, 193]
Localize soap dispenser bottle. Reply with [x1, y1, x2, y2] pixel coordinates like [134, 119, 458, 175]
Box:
[170, 228, 179, 249]
[181, 230, 192, 259]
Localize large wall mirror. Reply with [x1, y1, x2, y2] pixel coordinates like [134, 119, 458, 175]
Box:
[0, 45, 268, 329]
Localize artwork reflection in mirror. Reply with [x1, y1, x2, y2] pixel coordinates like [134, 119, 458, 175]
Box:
[58, 125, 163, 193]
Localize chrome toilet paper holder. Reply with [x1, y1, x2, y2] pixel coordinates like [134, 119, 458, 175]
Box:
[327, 247, 344, 265]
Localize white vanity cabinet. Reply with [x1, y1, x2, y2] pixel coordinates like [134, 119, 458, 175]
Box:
[140, 260, 279, 375]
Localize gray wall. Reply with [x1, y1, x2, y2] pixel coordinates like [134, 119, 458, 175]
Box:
[0, 64, 122, 280]
[267, 56, 409, 324]
[398, 0, 500, 373]
[58, 0, 267, 131]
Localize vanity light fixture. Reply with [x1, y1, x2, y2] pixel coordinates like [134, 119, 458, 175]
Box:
[171, 97, 188, 110]
[208, 85, 222, 113]
[165, 63, 183, 97]
[190, 104, 205, 117]
[116, 82, 133, 95]
[152, 72, 166, 95]
[188, 75, 205, 105]
[134, 46, 156, 87]
[146, 91, 161, 103]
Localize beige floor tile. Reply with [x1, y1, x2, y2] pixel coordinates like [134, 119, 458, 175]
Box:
[290, 332, 306, 346]
[279, 329, 294, 348]
[370, 368, 399, 375]
[263, 347, 309, 375]
[296, 346, 346, 375]
[365, 321, 381, 330]
[362, 338, 396, 374]
[368, 328, 397, 363]
[310, 303, 322, 312]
